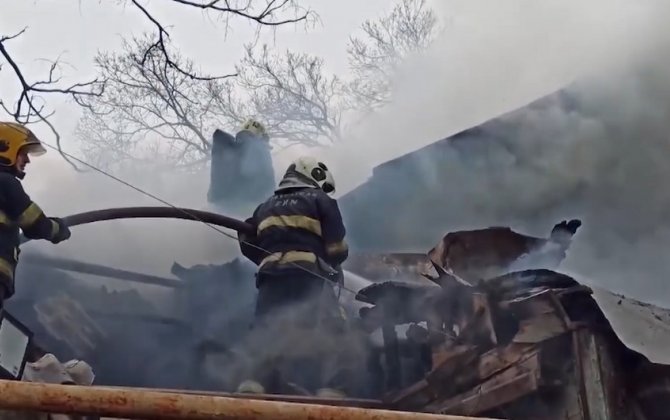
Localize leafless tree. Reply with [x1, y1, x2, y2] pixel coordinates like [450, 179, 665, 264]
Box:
[77, 35, 234, 171]
[346, 0, 438, 112]
[1, 0, 313, 168]
[75, 0, 437, 169]
[211, 44, 345, 147]
[79, 39, 344, 169]
[0, 28, 103, 168]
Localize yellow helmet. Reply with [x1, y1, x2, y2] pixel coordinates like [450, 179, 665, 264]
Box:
[0, 122, 47, 167]
[238, 119, 269, 140]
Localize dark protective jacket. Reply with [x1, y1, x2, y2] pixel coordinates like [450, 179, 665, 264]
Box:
[207, 129, 275, 214]
[239, 185, 349, 279]
[0, 171, 65, 296]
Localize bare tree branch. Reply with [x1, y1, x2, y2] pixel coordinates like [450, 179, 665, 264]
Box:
[346, 0, 437, 112]
[0, 27, 104, 169]
[1, 1, 313, 169]
[76, 34, 235, 171]
[129, 0, 314, 81]
[216, 43, 345, 147]
[74, 0, 436, 171]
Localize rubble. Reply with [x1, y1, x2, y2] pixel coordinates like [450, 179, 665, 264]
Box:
[9, 216, 670, 419]
[348, 223, 670, 419]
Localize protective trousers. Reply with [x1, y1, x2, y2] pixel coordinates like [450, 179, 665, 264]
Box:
[0, 284, 5, 313]
[245, 272, 349, 395]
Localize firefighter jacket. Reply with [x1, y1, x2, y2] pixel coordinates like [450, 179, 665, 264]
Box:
[0, 171, 67, 296]
[239, 186, 349, 279]
[207, 129, 275, 215]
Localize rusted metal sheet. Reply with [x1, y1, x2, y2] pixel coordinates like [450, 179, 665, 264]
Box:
[427, 227, 547, 283]
[112, 386, 385, 409]
[426, 221, 580, 284]
[0, 380, 500, 420]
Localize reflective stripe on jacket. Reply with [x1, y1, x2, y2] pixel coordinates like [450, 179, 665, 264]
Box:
[0, 171, 62, 296]
[240, 186, 348, 276]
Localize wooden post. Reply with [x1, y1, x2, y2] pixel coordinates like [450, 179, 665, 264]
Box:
[382, 323, 401, 391]
[0, 380, 500, 420]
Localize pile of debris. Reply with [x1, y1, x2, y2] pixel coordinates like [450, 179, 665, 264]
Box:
[344, 220, 669, 419]
[10, 217, 670, 419]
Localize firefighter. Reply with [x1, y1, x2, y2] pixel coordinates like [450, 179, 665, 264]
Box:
[0, 122, 71, 310]
[207, 119, 275, 216]
[236, 156, 349, 398]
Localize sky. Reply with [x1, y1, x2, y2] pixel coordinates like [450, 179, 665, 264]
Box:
[3, 0, 669, 299]
[0, 0, 389, 143]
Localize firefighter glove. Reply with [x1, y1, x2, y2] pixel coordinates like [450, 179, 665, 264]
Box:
[49, 218, 71, 244]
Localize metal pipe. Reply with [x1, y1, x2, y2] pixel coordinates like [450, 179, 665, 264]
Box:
[0, 380, 496, 420]
[21, 206, 255, 244]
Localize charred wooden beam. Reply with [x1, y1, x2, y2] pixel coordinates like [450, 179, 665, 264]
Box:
[574, 329, 637, 419]
[424, 351, 542, 416]
[21, 254, 183, 288]
[383, 323, 402, 391]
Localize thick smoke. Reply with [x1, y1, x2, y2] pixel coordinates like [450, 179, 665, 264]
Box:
[11, 0, 670, 394]
[335, 0, 670, 307]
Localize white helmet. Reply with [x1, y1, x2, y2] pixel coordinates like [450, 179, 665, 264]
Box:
[278, 156, 336, 194]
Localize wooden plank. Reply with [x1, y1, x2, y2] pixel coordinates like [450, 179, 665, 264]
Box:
[388, 379, 434, 408]
[424, 351, 542, 415]
[473, 293, 498, 346]
[478, 343, 535, 381]
[383, 324, 402, 391]
[578, 330, 610, 420]
[438, 372, 539, 416]
[393, 343, 536, 410]
[426, 346, 478, 388]
[513, 311, 568, 344]
[576, 330, 636, 420]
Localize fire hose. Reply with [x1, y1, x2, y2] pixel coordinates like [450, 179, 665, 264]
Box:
[20, 206, 256, 244]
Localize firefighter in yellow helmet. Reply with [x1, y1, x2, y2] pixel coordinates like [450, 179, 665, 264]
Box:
[0, 122, 71, 310]
[208, 118, 275, 215]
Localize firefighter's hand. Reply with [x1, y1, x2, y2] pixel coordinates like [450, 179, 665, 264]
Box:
[50, 218, 71, 244]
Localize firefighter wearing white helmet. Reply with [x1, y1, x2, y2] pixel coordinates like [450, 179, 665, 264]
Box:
[275, 156, 336, 195]
[236, 156, 349, 398]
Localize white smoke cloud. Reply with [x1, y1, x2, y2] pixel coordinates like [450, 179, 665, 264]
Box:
[18, 0, 670, 306]
[327, 0, 669, 192]
[11, 0, 670, 392]
[21, 156, 239, 279]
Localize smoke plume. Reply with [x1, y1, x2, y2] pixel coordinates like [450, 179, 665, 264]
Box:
[11, 0, 670, 392]
[334, 0, 670, 307]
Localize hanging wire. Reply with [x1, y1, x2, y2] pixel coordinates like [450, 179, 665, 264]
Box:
[35, 141, 459, 341]
[36, 141, 366, 296]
